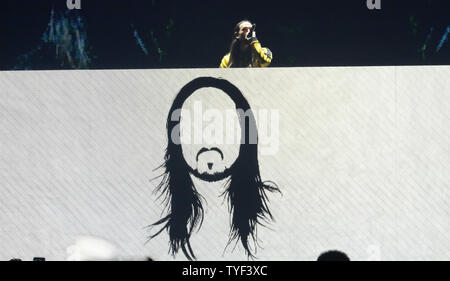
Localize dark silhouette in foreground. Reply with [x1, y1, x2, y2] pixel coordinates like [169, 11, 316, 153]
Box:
[317, 250, 350, 261]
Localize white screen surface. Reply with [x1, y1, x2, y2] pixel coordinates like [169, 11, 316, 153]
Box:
[0, 67, 449, 260]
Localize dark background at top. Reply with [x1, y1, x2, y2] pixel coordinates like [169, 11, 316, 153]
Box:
[1, 0, 450, 69]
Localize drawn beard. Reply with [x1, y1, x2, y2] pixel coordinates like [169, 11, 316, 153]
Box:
[188, 147, 234, 182]
[189, 167, 233, 182]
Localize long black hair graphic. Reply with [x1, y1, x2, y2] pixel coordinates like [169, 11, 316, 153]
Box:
[149, 77, 280, 260]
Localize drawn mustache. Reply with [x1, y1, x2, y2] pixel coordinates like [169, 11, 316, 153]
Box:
[196, 147, 224, 162]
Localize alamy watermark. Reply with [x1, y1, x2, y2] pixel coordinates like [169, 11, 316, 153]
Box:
[366, 0, 381, 10]
[67, 0, 81, 10]
[170, 101, 280, 155]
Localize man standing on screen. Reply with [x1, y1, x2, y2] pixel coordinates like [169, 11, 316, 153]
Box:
[220, 20, 273, 68]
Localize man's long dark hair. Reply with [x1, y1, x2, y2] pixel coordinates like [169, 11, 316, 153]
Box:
[228, 20, 257, 67]
[149, 77, 280, 260]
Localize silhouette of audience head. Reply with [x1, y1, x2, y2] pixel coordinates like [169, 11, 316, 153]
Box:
[317, 250, 350, 261]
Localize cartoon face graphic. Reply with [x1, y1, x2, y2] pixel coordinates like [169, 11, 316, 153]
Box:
[150, 77, 279, 261]
[179, 87, 241, 182]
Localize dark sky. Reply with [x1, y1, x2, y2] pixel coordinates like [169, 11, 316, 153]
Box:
[1, 0, 450, 69]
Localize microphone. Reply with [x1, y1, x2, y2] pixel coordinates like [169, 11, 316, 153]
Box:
[246, 23, 256, 40]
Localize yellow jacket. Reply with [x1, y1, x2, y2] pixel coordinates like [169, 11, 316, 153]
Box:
[220, 40, 273, 68]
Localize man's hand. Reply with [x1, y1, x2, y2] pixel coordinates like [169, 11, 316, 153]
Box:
[247, 30, 258, 44]
[246, 30, 256, 41]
